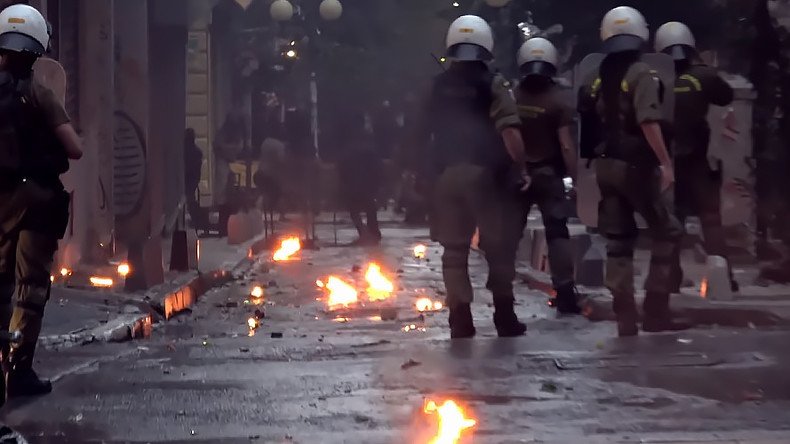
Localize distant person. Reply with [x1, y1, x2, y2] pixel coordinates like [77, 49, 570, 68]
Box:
[338, 119, 382, 245]
[183, 128, 203, 227]
[253, 137, 286, 219]
[214, 110, 245, 236]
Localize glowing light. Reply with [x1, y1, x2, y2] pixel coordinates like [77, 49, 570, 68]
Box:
[273, 237, 301, 262]
[700, 278, 708, 299]
[251, 286, 264, 298]
[50, 276, 54, 283]
[285, 49, 297, 58]
[89, 277, 114, 288]
[414, 244, 427, 259]
[440, 57, 447, 63]
[247, 317, 259, 329]
[60, 267, 70, 277]
[452, 2, 459, 7]
[365, 263, 394, 301]
[423, 399, 477, 444]
[367, 315, 382, 322]
[320, 276, 359, 309]
[416, 298, 444, 312]
[117, 263, 131, 277]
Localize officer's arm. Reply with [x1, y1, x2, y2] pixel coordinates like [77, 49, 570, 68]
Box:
[55, 124, 83, 160]
[490, 76, 526, 164]
[556, 103, 577, 179]
[702, 68, 735, 107]
[634, 71, 672, 168]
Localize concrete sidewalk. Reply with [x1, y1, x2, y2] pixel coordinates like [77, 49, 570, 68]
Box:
[39, 235, 260, 350]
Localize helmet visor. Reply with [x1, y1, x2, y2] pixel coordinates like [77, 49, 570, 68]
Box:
[601, 34, 644, 54]
[0, 32, 45, 56]
[665, 44, 696, 61]
[519, 61, 557, 78]
[447, 43, 493, 62]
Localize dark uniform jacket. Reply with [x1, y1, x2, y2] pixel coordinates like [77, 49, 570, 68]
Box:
[673, 63, 734, 158]
[514, 82, 573, 174]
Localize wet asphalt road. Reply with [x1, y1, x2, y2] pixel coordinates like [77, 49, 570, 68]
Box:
[2, 226, 790, 443]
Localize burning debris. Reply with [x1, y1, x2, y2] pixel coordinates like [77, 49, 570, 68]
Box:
[117, 262, 131, 278]
[89, 276, 114, 288]
[365, 263, 394, 301]
[273, 237, 301, 262]
[423, 399, 477, 444]
[60, 267, 71, 277]
[249, 286, 265, 305]
[413, 244, 427, 259]
[317, 276, 359, 309]
[416, 298, 443, 312]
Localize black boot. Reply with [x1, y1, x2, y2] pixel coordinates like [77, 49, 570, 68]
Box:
[448, 304, 476, 339]
[613, 292, 638, 337]
[555, 283, 582, 315]
[493, 299, 527, 337]
[6, 344, 51, 398]
[642, 292, 692, 333]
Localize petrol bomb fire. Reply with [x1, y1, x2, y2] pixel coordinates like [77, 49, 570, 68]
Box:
[273, 237, 301, 262]
[251, 286, 264, 299]
[423, 399, 477, 444]
[89, 276, 114, 288]
[317, 276, 359, 309]
[416, 298, 443, 312]
[365, 263, 394, 301]
[60, 267, 71, 277]
[414, 244, 427, 259]
[117, 263, 131, 277]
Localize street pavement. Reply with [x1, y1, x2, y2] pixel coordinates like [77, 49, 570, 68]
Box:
[1, 219, 789, 443]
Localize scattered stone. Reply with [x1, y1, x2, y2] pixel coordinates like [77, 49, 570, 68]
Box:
[225, 301, 239, 308]
[249, 434, 261, 440]
[397, 269, 404, 274]
[380, 307, 398, 321]
[540, 382, 559, 393]
[239, 347, 250, 353]
[254, 309, 265, 320]
[190, 429, 197, 436]
[401, 359, 421, 370]
[163, 369, 171, 374]
[318, 396, 327, 401]
[351, 265, 361, 273]
[177, 410, 186, 417]
[268, 280, 278, 288]
[271, 332, 283, 338]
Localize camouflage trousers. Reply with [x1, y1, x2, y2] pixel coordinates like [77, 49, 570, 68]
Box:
[431, 164, 514, 307]
[595, 158, 684, 319]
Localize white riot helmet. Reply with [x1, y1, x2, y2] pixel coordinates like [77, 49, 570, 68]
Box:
[0, 4, 50, 56]
[517, 37, 558, 77]
[655, 22, 697, 61]
[445, 15, 494, 62]
[600, 6, 649, 54]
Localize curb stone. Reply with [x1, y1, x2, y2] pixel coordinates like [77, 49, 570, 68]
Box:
[40, 237, 262, 349]
[517, 266, 790, 327]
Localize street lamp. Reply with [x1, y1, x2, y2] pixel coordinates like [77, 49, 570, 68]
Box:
[270, 0, 294, 21]
[319, 0, 343, 21]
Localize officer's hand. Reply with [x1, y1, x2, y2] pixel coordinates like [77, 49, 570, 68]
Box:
[518, 169, 532, 193]
[659, 164, 675, 192]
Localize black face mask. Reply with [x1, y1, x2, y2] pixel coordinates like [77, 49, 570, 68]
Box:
[520, 75, 554, 93]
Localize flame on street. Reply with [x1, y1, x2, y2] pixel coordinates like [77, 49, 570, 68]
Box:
[60, 267, 71, 277]
[247, 317, 259, 329]
[416, 298, 443, 312]
[318, 276, 359, 309]
[414, 244, 427, 259]
[273, 237, 301, 262]
[423, 399, 477, 444]
[117, 263, 131, 277]
[365, 263, 394, 301]
[700, 278, 708, 299]
[89, 276, 114, 288]
[251, 286, 264, 299]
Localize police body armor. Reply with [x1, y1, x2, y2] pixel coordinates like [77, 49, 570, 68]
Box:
[573, 53, 675, 227]
[429, 64, 507, 176]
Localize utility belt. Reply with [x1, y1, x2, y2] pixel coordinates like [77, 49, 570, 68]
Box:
[597, 132, 658, 168]
[526, 157, 565, 176]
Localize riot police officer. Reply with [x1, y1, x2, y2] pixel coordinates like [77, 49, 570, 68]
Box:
[0, 4, 82, 399]
[421, 15, 529, 338]
[580, 7, 688, 336]
[655, 21, 738, 292]
[509, 37, 581, 315]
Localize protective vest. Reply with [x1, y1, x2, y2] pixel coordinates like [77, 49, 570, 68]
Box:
[514, 82, 566, 174]
[428, 64, 506, 173]
[0, 71, 68, 190]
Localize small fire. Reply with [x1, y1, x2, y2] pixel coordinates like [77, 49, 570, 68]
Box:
[423, 399, 477, 444]
[700, 278, 708, 299]
[60, 267, 71, 277]
[117, 263, 131, 277]
[365, 263, 394, 301]
[247, 317, 259, 330]
[414, 244, 427, 259]
[273, 237, 301, 262]
[89, 276, 114, 288]
[251, 286, 264, 299]
[318, 276, 359, 309]
[416, 298, 443, 312]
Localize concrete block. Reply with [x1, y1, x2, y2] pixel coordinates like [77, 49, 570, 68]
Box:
[703, 255, 733, 301]
[530, 228, 550, 274]
[186, 94, 208, 115]
[186, 73, 208, 94]
[572, 233, 592, 272]
[516, 227, 533, 262]
[187, 54, 208, 73]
